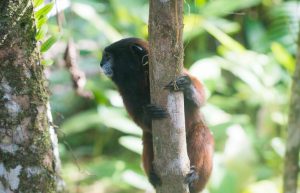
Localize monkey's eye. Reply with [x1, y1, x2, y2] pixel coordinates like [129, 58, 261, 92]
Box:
[103, 52, 111, 60]
[131, 44, 144, 54]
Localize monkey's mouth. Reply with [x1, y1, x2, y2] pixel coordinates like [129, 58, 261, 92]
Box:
[101, 62, 113, 78]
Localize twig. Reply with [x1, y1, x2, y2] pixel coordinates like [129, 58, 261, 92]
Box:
[64, 39, 93, 99]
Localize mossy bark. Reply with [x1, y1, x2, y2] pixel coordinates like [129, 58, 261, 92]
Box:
[0, 0, 63, 192]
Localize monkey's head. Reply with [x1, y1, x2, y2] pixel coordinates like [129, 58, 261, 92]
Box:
[100, 38, 149, 84]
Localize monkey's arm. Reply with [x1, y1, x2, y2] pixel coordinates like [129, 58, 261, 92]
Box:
[186, 123, 213, 193]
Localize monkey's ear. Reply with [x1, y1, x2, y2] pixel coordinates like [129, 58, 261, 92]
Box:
[131, 44, 144, 54]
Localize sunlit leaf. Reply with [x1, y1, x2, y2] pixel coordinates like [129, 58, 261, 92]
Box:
[122, 170, 153, 190]
[35, 2, 54, 19]
[33, 0, 44, 8]
[183, 14, 205, 40]
[72, 3, 122, 43]
[41, 36, 57, 52]
[271, 42, 295, 74]
[201, 0, 261, 17]
[271, 137, 285, 158]
[203, 21, 245, 52]
[41, 59, 53, 66]
[243, 180, 280, 193]
[184, 15, 240, 41]
[36, 16, 47, 29]
[119, 136, 142, 154]
[189, 57, 221, 80]
[35, 24, 48, 40]
[267, 2, 300, 54]
[60, 110, 103, 135]
[97, 106, 142, 136]
[61, 107, 142, 136]
[195, 0, 206, 7]
[202, 104, 232, 126]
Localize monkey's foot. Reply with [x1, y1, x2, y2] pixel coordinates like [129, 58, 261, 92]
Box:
[144, 104, 168, 119]
[164, 75, 191, 91]
[185, 166, 199, 190]
[149, 169, 162, 187]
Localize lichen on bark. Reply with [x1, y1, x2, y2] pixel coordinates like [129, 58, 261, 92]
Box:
[0, 0, 63, 192]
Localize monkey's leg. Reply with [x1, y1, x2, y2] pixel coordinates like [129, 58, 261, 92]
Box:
[185, 125, 213, 193]
[142, 132, 162, 187]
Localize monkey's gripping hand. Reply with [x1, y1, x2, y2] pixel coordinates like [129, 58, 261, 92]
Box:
[164, 75, 191, 91]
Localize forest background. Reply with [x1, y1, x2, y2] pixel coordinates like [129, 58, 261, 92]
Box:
[44, 0, 299, 192]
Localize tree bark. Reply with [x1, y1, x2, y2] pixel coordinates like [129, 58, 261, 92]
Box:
[283, 23, 300, 193]
[148, 0, 190, 193]
[0, 0, 63, 192]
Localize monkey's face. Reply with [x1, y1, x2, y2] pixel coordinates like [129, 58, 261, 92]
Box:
[100, 38, 148, 84]
[101, 51, 114, 78]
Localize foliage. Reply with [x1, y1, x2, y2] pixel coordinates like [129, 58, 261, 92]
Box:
[43, 0, 300, 192]
[33, 0, 60, 66]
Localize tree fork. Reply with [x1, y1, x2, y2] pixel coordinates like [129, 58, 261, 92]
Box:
[149, 0, 190, 193]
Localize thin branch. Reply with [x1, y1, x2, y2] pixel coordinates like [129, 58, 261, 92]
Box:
[64, 39, 93, 99]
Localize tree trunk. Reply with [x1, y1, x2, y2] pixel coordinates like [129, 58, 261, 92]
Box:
[283, 23, 300, 193]
[148, 0, 190, 193]
[0, 0, 63, 192]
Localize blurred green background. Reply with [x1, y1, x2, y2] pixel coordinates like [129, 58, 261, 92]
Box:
[44, 0, 299, 192]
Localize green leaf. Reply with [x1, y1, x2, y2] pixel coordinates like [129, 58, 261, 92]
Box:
[72, 3, 122, 42]
[61, 107, 142, 136]
[35, 24, 48, 40]
[41, 36, 57, 52]
[195, 0, 206, 7]
[36, 16, 47, 29]
[97, 107, 142, 136]
[41, 59, 54, 66]
[271, 42, 295, 74]
[119, 136, 142, 154]
[35, 2, 54, 19]
[122, 170, 152, 190]
[60, 110, 103, 135]
[201, 0, 261, 17]
[33, 0, 44, 8]
[203, 21, 245, 52]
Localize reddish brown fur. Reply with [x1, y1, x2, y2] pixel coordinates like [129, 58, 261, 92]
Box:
[101, 38, 214, 193]
[143, 71, 214, 193]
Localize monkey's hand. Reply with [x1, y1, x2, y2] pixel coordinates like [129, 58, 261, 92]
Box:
[149, 168, 162, 187]
[184, 166, 199, 192]
[143, 104, 168, 119]
[165, 75, 204, 108]
[164, 75, 191, 92]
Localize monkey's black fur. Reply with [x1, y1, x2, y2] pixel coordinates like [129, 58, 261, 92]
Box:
[100, 38, 214, 193]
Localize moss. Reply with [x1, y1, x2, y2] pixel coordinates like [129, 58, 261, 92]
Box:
[18, 167, 56, 193]
[0, 0, 61, 192]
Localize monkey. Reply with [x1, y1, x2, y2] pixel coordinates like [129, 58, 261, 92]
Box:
[100, 37, 214, 193]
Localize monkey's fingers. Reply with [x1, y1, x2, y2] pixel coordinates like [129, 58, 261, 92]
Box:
[184, 166, 199, 190]
[149, 169, 162, 187]
[164, 75, 191, 91]
[144, 104, 168, 119]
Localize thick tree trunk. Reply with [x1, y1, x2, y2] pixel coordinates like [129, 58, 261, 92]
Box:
[283, 24, 300, 193]
[0, 0, 63, 192]
[148, 0, 190, 193]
